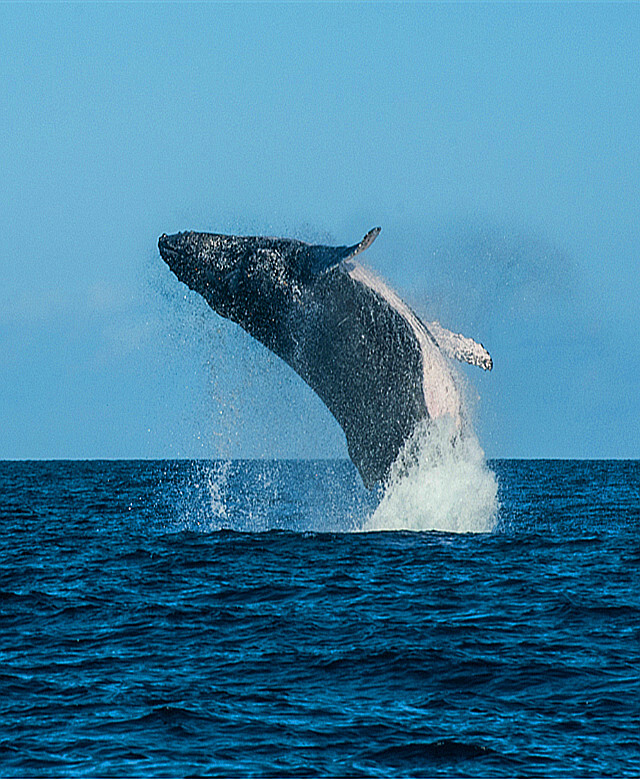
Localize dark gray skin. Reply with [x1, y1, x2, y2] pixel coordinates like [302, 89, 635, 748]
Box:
[158, 228, 429, 489]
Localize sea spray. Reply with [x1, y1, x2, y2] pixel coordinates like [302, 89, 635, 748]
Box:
[364, 417, 498, 533]
[206, 459, 230, 522]
[156, 459, 231, 532]
[157, 459, 376, 533]
[157, 428, 498, 534]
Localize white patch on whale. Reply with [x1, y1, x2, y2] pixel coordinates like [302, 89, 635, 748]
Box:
[345, 260, 462, 426]
[342, 259, 498, 534]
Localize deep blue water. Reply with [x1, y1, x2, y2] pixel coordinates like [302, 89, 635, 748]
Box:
[1, 459, 639, 777]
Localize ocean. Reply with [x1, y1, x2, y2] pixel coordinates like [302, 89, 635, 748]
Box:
[1, 457, 639, 777]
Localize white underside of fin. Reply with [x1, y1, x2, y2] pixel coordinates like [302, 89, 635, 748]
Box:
[344, 261, 462, 425]
[427, 321, 493, 371]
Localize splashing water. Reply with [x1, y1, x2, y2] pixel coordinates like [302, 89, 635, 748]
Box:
[157, 414, 497, 534]
[158, 421, 498, 535]
[158, 458, 375, 534]
[363, 417, 498, 533]
[206, 460, 230, 521]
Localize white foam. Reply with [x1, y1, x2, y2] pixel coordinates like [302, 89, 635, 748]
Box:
[363, 416, 498, 534]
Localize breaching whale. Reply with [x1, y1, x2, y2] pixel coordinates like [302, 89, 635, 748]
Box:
[158, 228, 492, 489]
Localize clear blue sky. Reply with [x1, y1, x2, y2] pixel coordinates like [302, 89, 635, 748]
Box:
[1, 2, 638, 460]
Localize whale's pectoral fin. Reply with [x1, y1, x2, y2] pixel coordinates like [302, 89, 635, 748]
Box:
[304, 227, 382, 278]
[427, 321, 493, 371]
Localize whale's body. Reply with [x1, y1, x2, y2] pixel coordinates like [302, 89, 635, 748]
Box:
[158, 228, 491, 488]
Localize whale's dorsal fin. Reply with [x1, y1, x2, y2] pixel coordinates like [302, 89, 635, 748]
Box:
[303, 227, 381, 278]
[342, 227, 381, 262]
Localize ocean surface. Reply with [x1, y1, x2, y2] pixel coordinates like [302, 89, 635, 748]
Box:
[1, 457, 639, 777]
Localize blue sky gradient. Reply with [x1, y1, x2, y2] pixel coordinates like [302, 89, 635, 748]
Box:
[1, 2, 638, 459]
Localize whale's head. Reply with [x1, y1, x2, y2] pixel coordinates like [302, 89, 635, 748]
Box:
[159, 231, 252, 317]
[159, 229, 313, 327]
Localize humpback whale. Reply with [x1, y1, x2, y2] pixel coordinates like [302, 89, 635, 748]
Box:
[158, 228, 492, 489]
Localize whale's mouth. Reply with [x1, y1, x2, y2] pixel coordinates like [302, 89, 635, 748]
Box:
[158, 233, 178, 260]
